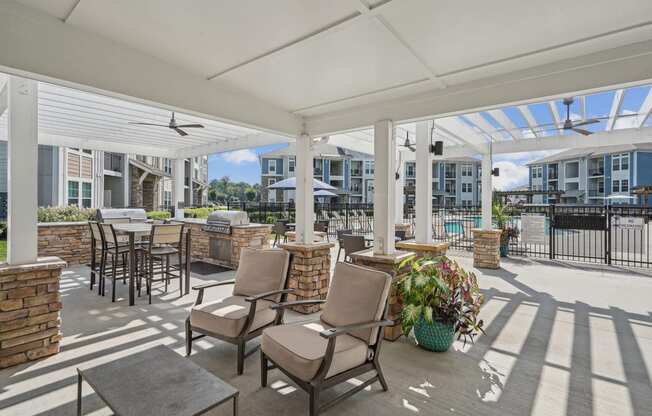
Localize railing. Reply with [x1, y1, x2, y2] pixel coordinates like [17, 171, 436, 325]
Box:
[351, 170, 362, 177]
[588, 189, 605, 197]
[589, 167, 605, 176]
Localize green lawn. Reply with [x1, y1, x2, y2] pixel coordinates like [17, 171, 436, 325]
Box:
[0, 239, 6, 262]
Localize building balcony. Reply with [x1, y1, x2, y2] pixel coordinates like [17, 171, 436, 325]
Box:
[548, 171, 558, 180]
[588, 167, 604, 176]
[351, 169, 362, 177]
[588, 189, 605, 197]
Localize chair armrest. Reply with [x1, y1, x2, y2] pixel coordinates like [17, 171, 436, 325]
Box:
[191, 279, 236, 291]
[319, 320, 394, 339]
[270, 300, 326, 310]
[245, 288, 295, 303]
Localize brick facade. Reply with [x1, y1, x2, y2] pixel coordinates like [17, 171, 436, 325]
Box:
[472, 229, 502, 269]
[38, 222, 91, 266]
[0, 257, 66, 369]
[278, 242, 333, 314]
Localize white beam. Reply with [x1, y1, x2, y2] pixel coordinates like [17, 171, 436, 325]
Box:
[638, 88, 652, 128]
[481, 153, 492, 230]
[0, 81, 7, 118]
[517, 105, 541, 137]
[33, 133, 175, 158]
[491, 126, 652, 154]
[7, 76, 38, 264]
[173, 159, 185, 219]
[0, 1, 301, 137]
[579, 96, 587, 121]
[373, 120, 395, 255]
[295, 134, 314, 244]
[305, 40, 652, 136]
[325, 134, 374, 155]
[487, 109, 523, 140]
[175, 132, 292, 159]
[434, 117, 489, 153]
[547, 101, 562, 127]
[606, 89, 625, 131]
[463, 113, 498, 141]
[415, 121, 432, 243]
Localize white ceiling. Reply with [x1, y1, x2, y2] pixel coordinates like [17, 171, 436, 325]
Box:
[3, 0, 652, 141]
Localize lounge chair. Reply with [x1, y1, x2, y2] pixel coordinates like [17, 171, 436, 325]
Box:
[260, 262, 393, 416]
[186, 248, 292, 374]
[341, 234, 366, 262]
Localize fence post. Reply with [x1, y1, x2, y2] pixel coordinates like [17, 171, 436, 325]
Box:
[345, 202, 349, 229]
[606, 204, 612, 265]
[549, 203, 555, 260]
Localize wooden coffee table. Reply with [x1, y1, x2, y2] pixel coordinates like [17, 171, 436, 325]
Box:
[77, 345, 238, 416]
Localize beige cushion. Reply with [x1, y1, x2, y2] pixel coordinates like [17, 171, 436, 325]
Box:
[320, 262, 391, 345]
[261, 321, 368, 382]
[233, 248, 290, 302]
[190, 295, 276, 338]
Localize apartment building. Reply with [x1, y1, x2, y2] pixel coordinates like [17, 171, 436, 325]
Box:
[403, 157, 482, 207]
[527, 144, 652, 204]
[260, 144, 482, 206]
[0, 143, 208, 213]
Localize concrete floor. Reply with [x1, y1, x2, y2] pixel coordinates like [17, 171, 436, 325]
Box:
[1, 251, 652, 416]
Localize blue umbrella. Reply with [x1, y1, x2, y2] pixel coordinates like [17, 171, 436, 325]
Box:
[314, 189, 337, 197]
[266, 177, 336, 191]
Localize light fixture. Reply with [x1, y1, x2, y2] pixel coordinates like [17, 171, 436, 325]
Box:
[492, 167, 500, 176]
[429, 123, 443, 155]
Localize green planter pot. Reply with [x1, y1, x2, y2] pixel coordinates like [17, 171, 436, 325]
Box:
[413, 317, 455, 352]
[500, 244, 508, 257]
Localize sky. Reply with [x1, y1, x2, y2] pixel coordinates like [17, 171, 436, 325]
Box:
[208, 85, 652, 190]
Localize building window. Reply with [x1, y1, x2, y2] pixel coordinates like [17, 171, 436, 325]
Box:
[163, 158, 172, 175]
[612, 180, 620, 193]
[621, 179, 629, 192]
[268, 159, 276, 174]
[461, 164, 473, 177]
[164, 190, 172, 207]
[621, 154, 629, 170]
[82, 183, 92, 208]
[406, 163, 415, 178]
[288, 157, 295, 173]
[67, 181, 79, 206]
[268, 178, 276, 186]
[531, 166, 543, 179]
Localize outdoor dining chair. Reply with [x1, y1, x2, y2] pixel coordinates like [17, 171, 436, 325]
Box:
[142, 224, 184, 304]
[99, 223, 141, 302]
[314, 220, 329, 242]
[335, 229, 352, 262]
[341, 234, 366, 263]
[272, 221, 288, 247]
[260, 262, 393, 416]
[186, 248, 292, 375]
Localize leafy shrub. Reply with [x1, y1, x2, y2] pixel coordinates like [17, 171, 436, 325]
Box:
[265, 215, 278, 224]
[184, 207, 217, 219]
[147, 211, 171, 220]
[397, 256, 485, 345]
[0, 221, 6, 239]
[37, 206, 96, 223]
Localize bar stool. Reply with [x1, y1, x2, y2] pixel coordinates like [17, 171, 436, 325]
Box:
[100, 223, 141, 302]
[88, 221, 104, 291]
[143, 224, 184, 304]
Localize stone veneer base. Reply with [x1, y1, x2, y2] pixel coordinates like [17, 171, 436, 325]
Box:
[472, 229, 502, 269]
[278, 242, 334, 314]
[0, 257, 66, 368]
[38, 222, 91, 266]
[350, 249, 415, 341]
[395, 241, 449, 259]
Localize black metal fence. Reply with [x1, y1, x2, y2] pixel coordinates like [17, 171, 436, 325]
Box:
[225, 201, 652, 268]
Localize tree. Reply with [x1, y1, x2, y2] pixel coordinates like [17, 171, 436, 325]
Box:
[245, 187, 257, 201]
[207, 176, 260, 204]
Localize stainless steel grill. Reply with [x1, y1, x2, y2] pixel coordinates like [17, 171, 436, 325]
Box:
[202, 210, 249, 234]
[96, 208, 148, 223]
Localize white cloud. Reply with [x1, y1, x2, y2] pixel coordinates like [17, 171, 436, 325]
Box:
[492, 161, 529, 191]
[221, 149, 258, 164]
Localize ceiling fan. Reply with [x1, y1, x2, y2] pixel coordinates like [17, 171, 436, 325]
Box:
[551, 97, 600, 136]
[398, 131, 416, 152]
[128, 112, 204, 136]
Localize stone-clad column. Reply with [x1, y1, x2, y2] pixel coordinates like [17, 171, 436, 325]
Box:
[279, 242, 333, 314]
[472, 229, 502, 269]
[0, 257, 66, 368]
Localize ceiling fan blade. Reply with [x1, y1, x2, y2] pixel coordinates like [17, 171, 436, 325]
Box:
[173, 128, 188, 136]
[128, 122, 169, 127]
[175, 124, 204, 129]
[572, 127, 593, 136]
[408, 145, 416, 152]
[572, 119, 600, 127]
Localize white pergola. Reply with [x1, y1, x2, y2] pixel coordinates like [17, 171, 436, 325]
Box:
[1, 0, 652, 264]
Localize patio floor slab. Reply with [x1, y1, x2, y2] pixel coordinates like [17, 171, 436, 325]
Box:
[1, 253, 651, 416]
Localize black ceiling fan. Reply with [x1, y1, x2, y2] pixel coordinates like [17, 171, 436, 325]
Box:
[552, 97, 600, 136]
[398, 131, 416, 152]
[128, 112, 204, 136]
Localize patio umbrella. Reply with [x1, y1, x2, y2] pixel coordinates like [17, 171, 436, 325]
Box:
[266, 177, 336, 191]
[314, 189, 337, 198]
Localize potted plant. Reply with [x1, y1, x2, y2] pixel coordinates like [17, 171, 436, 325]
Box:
[397, 256, 485, 352]
[492, 203, 512, 257]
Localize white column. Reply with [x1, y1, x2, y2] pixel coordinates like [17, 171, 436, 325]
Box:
[295, 133, 314, 244]
[189, 157, 195, 207]
[174, 158, 185, 219]
[415, 121, 433, 243]
[7, 76, 38, 264]
[394, 150, 404, 224]
[122, 153, 130, 207]
[373, 120, 396, 255]
[481, 153, 493, 229]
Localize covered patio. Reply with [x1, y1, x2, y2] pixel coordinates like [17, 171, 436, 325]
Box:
[1, 254, 652, 416]
[1, 0, 652, 415]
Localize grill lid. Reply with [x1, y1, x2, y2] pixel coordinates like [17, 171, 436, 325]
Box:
[206, 210, 249, 226]
[97, 208, 148, 222]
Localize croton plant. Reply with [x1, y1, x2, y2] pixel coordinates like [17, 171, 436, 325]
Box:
[396, 256, 485, 344]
